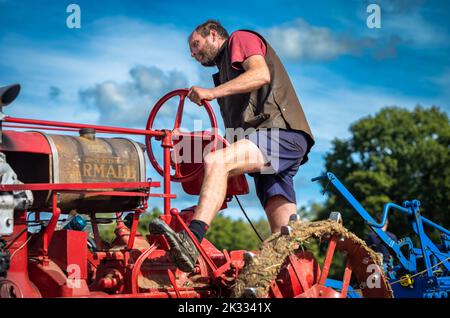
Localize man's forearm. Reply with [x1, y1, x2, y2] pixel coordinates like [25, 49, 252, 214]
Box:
[213, 68, 270, 98]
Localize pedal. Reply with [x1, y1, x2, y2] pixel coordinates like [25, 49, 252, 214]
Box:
[328, 211, 343, 224]
[280, 225, 292, 236]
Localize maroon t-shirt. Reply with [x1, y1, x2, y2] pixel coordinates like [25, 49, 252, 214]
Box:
[228, 30, 267, 70]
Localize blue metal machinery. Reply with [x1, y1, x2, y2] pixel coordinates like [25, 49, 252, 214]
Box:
[313, 172, 450, 298]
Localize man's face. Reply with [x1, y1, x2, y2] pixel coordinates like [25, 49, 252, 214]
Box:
[189, 31, 220, 67]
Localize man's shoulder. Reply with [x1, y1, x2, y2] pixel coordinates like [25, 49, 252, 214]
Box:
[366, 231, 378, 241]
[231, 29, 255, 35]
[229, 30, 263, 42]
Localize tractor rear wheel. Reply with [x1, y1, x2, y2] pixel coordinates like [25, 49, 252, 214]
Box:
[233, 220, 393, 298]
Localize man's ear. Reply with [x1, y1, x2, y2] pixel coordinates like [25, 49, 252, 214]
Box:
[210, 29, 218, 42]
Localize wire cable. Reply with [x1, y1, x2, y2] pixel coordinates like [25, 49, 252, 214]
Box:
[389, 257, 450, 285]
[234, 195, 264, 242]
[9, 235, 34, 260]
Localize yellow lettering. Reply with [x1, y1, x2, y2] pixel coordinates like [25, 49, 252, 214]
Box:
[106, 165, 117, 178]
[83, 163, 92, 177]
[117, 164, 123, 178]
[126, 166, 136, 180]
[93, 164, 105, 178]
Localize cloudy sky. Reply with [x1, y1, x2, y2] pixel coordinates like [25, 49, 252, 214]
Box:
[1, 0, 449, 220]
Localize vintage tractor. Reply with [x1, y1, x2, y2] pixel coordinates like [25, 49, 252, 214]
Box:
[0, 84, 392, 298]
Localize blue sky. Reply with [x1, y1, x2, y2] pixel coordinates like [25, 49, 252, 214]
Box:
[1, 0, 449, 221]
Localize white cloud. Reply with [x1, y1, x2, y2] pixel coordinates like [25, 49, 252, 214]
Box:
[292, 67, 447, 152]
[359, 0, 448, 49]
[263, 18, 375, 61]
[79, 65, 190, 126]
[0, 17, 201, 124]
[261, 18, 413, 62]
[382, 11, 448, 48]
[265, 4, 449, 63]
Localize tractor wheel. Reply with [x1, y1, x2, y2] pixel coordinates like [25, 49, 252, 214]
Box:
[233, 220, 393, 298]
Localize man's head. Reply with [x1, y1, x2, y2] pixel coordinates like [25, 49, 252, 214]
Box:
[188, 20, 229, 67]
[382, 218, 389, 232]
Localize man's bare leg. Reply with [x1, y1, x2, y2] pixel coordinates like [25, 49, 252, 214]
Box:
[149, 138, 267, 272]
[193, 139, 267, 225]
[264, 195, 297, 233]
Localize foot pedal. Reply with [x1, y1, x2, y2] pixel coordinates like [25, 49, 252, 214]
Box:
[328, 211, 342, 224]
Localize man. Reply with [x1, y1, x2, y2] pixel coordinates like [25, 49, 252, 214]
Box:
[150, 20, 314, 272]
[366, 219, 398, 263]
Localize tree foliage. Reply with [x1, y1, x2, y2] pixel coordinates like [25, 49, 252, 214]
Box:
[206, 214, 271, 251]
[95, 207, 270, 251]
[96, 207, 162, 243]
[315, 106, 449, 239]
[137, 207, 162, 235]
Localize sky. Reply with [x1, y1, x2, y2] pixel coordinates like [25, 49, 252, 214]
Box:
[1, 0, 449, 221]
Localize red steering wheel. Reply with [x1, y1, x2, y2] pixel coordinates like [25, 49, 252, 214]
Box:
[145, 89, 218, 182]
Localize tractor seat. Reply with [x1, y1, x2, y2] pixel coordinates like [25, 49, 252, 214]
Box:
[174, 131, 249, 196]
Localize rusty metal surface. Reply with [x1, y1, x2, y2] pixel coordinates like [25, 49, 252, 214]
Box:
[2, 131, 146, 213]
[43, 134, 146, 213]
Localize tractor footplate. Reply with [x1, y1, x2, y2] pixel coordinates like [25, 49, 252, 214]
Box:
[149, 219, 199, 273]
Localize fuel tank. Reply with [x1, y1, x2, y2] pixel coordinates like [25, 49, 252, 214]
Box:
[0, 129, 146, 213]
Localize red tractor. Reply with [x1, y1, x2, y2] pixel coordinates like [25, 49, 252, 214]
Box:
[0, 84, 392, 298]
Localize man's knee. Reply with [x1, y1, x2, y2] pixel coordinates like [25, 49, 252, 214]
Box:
[204, 139, 266, 175]
[265, 195, 297, 219]
[265, 195, 292, 209]
[204, 150, 227, 172]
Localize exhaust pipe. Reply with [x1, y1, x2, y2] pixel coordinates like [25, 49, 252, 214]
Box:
[0, 84, 21, 107]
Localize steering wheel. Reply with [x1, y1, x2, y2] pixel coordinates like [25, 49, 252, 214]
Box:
[145, 89, 218, 182]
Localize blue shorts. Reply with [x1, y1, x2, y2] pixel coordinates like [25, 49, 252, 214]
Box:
[245, 129, 308, 208]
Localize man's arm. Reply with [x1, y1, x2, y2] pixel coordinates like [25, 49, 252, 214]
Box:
[214, 55, 271, 97]
[187, 55, 270, 105]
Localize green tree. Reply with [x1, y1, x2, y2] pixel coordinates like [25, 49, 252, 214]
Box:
[137, 207, 162, 236]
[94, 208, 162, 244]
[94, 207, 270, 251]
[315, 106, 449, 239]
[206, 214, 270, 251]
[298, 202, 323, 221]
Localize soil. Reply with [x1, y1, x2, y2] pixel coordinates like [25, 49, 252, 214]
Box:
[232, 220, 393, 298]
